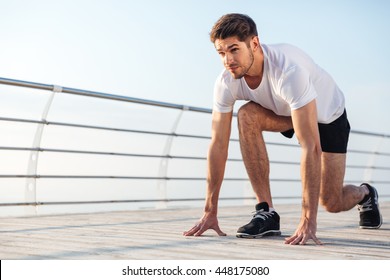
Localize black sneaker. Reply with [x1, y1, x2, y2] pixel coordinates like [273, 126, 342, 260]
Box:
[358, 183, 382, 229]
[236, 202, 281, 238]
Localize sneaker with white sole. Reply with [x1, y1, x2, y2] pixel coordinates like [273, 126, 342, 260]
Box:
[236, 202, 281, 238]
[358, 183, 382, 229]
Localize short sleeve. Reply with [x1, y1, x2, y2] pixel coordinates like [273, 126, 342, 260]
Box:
[212, 72, 235, 113]
[280, 66, 317, 110]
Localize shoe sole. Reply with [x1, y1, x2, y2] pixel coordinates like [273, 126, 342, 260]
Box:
[359, 223, 382, 229]
[236, 230, 281, 238]
[359, 214, 382, 229]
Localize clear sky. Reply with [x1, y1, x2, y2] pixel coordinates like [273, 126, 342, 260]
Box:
[1, 0, 389, 134]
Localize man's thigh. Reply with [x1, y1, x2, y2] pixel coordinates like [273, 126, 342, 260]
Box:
[238, 102, 293, 132]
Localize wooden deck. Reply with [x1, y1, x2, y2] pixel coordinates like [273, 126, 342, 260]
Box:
[0, 202, 389, 260]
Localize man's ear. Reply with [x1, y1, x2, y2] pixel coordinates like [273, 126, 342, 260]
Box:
[251, 36, 260, 51]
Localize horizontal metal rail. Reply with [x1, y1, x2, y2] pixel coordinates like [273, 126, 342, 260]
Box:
[0, 77, 213, 114]
[0, 175, 293, 181]
[1, 146, 390, 171]
[1, 116, 390, 157]
[1, 193, 390, 207]
[1, 174, 389, 186]
[0, 146, 278, 163]
[0, 196, 281, 207]
[0, 116, 299, 147]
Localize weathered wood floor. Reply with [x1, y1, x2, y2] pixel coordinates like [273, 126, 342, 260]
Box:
[0, 202, 389, 260]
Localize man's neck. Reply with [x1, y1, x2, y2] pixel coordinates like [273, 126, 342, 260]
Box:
[244, 51, 264, 89]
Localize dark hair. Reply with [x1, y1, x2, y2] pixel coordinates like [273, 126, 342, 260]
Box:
[210, 13, 258, 43]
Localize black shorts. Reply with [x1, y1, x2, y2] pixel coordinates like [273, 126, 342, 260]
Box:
[281, 110, 350, 153]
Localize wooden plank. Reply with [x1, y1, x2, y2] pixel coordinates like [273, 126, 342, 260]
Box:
[0, 202, 388, 259]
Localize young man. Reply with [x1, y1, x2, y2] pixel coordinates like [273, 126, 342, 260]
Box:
[183, 13, 382, 245]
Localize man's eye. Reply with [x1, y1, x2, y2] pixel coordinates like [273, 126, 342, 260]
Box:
[231, 48, 238, 52]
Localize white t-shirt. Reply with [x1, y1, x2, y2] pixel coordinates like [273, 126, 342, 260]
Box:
[213, 43, 345, 124]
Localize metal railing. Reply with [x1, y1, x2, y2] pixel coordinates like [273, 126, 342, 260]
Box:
[1, 77, 389, 215]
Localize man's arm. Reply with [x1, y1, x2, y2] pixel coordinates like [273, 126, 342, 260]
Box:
[183, 111, 233, 236]
[285, 99, 323, 245]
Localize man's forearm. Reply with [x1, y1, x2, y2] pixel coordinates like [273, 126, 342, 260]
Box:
[204, 142, 228, 214]
[300, 148, 321, 220]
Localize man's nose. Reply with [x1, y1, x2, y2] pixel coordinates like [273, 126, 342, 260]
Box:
[224, 53, 233, 65]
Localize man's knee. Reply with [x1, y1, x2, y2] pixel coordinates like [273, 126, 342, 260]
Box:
[320, 196, 343, 213]
[237, 102, 261, 130]
[238, 102, 256, 118]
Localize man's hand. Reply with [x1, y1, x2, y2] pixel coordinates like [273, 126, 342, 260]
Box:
[284, 216, 322, 245]
[183, 212, 226, 237]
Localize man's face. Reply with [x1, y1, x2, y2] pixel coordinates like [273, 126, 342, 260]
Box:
[214, 36, 254, 79]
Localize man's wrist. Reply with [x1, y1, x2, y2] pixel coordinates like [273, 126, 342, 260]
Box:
[204, 203, 218, 215]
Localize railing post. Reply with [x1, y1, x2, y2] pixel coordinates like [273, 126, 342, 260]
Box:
[156, 107, 187, 209]
[24, 85, 62, 215]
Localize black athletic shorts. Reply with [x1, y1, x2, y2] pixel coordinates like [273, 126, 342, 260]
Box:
[281, 109, 350, 153]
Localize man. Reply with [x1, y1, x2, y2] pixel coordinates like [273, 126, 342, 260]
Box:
[183, 13, 382, 245]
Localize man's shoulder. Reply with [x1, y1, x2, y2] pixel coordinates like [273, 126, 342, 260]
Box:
[263, 43, 315, 77]
[213, 69, 240, 113]
[216, 69, 232, 82]
[215, 69, 240, 88]
[263, 43, 312, 64]
[263, 43, 305, 54]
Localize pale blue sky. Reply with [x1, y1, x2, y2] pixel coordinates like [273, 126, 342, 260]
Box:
[1, 0, 389, 134]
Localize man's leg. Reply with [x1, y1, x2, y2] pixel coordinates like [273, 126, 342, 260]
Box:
[236, 102, 293, 238]
[320, 152, 367, 212]
[237, 102, 293, 208]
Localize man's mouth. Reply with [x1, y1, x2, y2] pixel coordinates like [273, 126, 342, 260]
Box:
[227, 65, 239, 71]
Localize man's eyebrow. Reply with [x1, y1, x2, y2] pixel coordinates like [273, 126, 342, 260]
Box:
[216, 43, 240, 52]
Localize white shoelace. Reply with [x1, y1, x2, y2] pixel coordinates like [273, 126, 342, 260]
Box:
[252, 210, 274, 220]
[358, 197, 373, 212]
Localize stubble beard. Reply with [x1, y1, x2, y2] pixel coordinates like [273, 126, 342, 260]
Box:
[230, 49, 254, 80]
